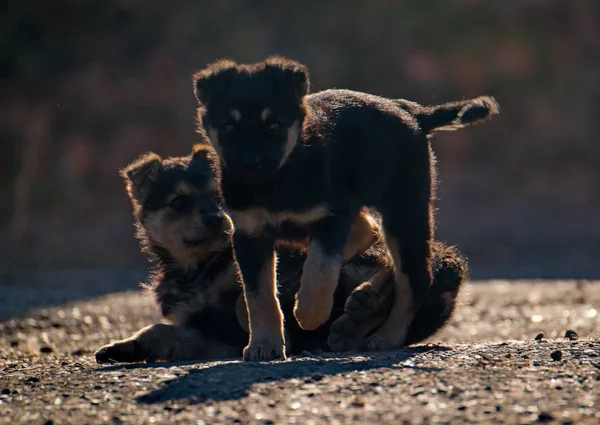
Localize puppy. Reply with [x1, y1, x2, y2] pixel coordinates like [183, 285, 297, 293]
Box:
[95, 146, 468, 363]
[192, 56, 498, 360]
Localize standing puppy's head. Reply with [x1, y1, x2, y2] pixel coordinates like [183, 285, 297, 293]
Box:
[193, 56, 310, 185]
[121, 145, 232, 268]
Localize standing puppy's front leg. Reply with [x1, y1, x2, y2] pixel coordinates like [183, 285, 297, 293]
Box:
[294, 214, 353, 330]
[233, 232, 285, 361]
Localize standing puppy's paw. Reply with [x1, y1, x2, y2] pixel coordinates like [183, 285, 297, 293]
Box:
[327, 314, 362, 352]
[243, 339, 286, 362]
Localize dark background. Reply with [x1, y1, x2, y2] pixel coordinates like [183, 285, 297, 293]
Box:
[2, 0, 599, 278]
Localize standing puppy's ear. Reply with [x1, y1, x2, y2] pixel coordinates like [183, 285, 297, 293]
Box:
[264, 56, 310, 100]
[192, 59, 238, 106]
[120, 153, 163, 204]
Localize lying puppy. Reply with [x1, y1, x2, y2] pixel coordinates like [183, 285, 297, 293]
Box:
[95, 146, 468, 363]
[192, 56, 498, 360]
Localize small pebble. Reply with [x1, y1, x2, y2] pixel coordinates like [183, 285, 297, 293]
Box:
[565, 330, 578, 340]
[535, 333, 544, 341]
[350, 397, 365, 407]
[551, 350, 563, 361]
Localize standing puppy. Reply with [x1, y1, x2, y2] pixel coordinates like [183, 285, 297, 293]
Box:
[193, 56, 498, 361]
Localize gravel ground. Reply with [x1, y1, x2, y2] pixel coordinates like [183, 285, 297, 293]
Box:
[1, 277, 599, 425]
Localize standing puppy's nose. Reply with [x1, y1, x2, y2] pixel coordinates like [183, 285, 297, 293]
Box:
[242, 154, 262, 171]
[202, 212, 224, 229]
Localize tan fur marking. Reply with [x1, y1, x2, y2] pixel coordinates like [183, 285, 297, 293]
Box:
[342, 209, 380, 262]
[279, 120, 301, 169]
[142, 205, 231, 273]
[294, 242, 342, 330]
[243, 251, 285, 356]
[230, 109, 242, 122]
[260, 107, 272, 122]
[229, 205, 331, 235]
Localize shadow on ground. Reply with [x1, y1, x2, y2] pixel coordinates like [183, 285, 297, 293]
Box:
[0, 268, 145, 320]
[97, 346, 451, 403]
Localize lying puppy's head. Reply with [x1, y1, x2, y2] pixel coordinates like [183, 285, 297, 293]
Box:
[122, 144, 232, 269]
[193, 56, 309, 185]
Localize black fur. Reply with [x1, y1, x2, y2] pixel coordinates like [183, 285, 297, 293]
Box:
[193, 56, 497, 360]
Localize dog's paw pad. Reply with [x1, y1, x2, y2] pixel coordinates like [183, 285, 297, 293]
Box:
[344, 288, 380, 320]
[364, 334, 397, 352]
[327, 315, 362, 352]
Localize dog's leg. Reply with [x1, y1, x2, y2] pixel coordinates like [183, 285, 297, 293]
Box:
[94, 323, 228, 363]
[235, 293, 250, 333]
[233, 232, 285, 361]
[344, 269, 395, 321]
[327, 313, 387, 352]
[365, 146, 434, 351]
[342, 208, 380, 263]
[294, 213, 353, 331]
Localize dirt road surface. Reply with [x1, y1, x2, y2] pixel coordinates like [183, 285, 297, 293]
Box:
[1, 274, 599, 425]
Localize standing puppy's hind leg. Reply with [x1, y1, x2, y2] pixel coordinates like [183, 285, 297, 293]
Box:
[342, 208, 380, 263]
[365, 148, 434, 350]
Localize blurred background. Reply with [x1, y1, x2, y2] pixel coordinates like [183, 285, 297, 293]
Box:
[1, 0, 599, 279]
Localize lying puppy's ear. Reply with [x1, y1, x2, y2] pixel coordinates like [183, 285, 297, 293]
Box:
[193, 59, 238, 105]
[120, 152, 163, 204]
[264, 56, 310, 100]
[191, 143, 221, 181]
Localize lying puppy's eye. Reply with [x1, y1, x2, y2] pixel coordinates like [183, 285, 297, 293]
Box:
[266, 121, 284, 134]
[169, 195, 193, 212]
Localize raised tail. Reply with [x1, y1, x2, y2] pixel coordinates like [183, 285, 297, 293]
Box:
[395, 96, 500, 134]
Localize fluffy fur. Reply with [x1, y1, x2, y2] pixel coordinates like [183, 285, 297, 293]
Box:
[192, 56, 497, 360]
[95, 147, 468, 363]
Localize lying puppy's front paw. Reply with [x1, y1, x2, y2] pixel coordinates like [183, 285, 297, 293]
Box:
[293, 289, 334, 331]
[327, 314, 362, 352]
[95, 340, 146, 364]
[344, 287, 380, 321]
[364, 333, 399, 352]
[243, 339, 286, 362]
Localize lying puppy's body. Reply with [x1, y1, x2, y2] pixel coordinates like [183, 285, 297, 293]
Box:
[95, 148, 468, 363]
[193, 56, 498, 360]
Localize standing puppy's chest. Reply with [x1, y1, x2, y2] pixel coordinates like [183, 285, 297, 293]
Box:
[228, 205, 332, 237]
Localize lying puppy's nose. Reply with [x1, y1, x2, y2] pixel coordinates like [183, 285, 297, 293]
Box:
[202, 212, 224, 229]
[242, 154, 263, 171]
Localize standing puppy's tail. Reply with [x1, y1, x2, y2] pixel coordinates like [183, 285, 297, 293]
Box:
[394, 96, 500, 134]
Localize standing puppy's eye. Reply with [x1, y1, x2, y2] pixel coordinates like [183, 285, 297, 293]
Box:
[221, 122, 236, 134]
[266, 121, 284, 134]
